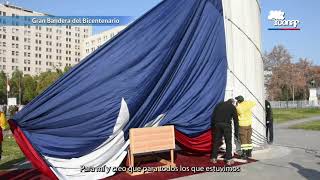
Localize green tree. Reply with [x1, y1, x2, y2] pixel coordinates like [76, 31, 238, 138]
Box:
[0, 71, 7, 104]
[63, 65, 72, 73]
[22, 75, 37, 104]
[36, 71, 60, 95]
[10, 70, 23, 104]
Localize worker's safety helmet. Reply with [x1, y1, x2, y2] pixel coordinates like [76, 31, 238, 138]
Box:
[235, 95, 244, 103]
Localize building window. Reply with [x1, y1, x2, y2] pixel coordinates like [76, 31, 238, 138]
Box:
[46, 41, 52, 46]
[36, 67, 42, 73]
[24, 38, 31, 43]
[1, 27, 6, 32]
[35, 39, 42, 44]
[12, 58, 18, 63]
[24, 52, 31, 57]
[46, 27, 52, 32]
[12, 51, 19, 56]
[24, 30, 29, 36]
[24, 45, 31, 50]
[12, 28, 19, 33]
[35, 53, 42, 58]
[46, 34, 52, 39]
[35, 46, 42, 51]
[24, 59, 31, 64]
[0, 34, 6, 39]
[35, 60, 42, 65]
[0, 50, 5, 55]
[12, 43, 18, 48]
[24, 67, 31, 71]
[46, 55, 52, 59]
[66, 37, 71, 42]
[12, 36, 18, 41]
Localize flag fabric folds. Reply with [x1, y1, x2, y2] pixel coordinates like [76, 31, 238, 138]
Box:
[10, 0, 227, 179]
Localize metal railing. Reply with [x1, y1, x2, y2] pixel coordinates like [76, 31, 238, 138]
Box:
[270, 100, 320, 109]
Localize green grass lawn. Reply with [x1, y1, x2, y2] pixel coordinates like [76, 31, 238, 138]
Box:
[0, 134, 25, 170]
[290, 120, 320, 131]
[273, 108, 320, 123]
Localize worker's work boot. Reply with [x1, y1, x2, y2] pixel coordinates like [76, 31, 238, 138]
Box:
[240, 150, 247, 159]
[247, 149, 252, 158]
[226, 159, 235, 166]
[210, 158, 217, 163]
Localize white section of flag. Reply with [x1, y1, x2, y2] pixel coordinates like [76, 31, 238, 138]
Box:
[43, 98, 164, 180]
[44, 98, 130, 180]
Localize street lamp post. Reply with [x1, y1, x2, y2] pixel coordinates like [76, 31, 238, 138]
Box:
[19, 74, 21, 105]
[291, 64, 296, 103]
[6, 73, 9, 105]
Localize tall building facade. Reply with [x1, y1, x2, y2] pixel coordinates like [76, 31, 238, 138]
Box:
[82, 26, 126, 59]
[0, 4, 92, 76]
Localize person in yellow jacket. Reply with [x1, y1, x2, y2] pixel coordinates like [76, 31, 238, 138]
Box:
[0, 109, 8, 160]
[0, 110, 8, 130]
[235, 95, 256, 159]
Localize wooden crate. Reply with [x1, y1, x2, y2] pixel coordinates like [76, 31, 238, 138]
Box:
[127, 125, 176, 175]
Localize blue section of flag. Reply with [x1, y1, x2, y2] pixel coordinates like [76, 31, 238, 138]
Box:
[13, 0, 227, 159]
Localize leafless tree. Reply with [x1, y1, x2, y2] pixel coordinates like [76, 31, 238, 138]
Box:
[264, 45, 315, 101]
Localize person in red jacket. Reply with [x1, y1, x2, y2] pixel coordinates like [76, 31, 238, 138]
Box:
[0, 119, 3, 160]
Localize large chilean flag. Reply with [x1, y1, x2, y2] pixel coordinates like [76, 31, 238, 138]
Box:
[10, 0, 227, 179]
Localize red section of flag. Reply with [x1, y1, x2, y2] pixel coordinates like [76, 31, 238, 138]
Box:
[8, 120, 57, 180]
[175, 129, 213, 153]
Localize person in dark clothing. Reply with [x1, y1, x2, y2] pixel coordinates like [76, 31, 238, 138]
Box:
[265, 100, 274, 144]
[211, 99, 239, 165]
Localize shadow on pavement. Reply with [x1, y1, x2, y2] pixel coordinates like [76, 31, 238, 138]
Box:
[257, 161, 292, 169]
[290, 162, 320, 180]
